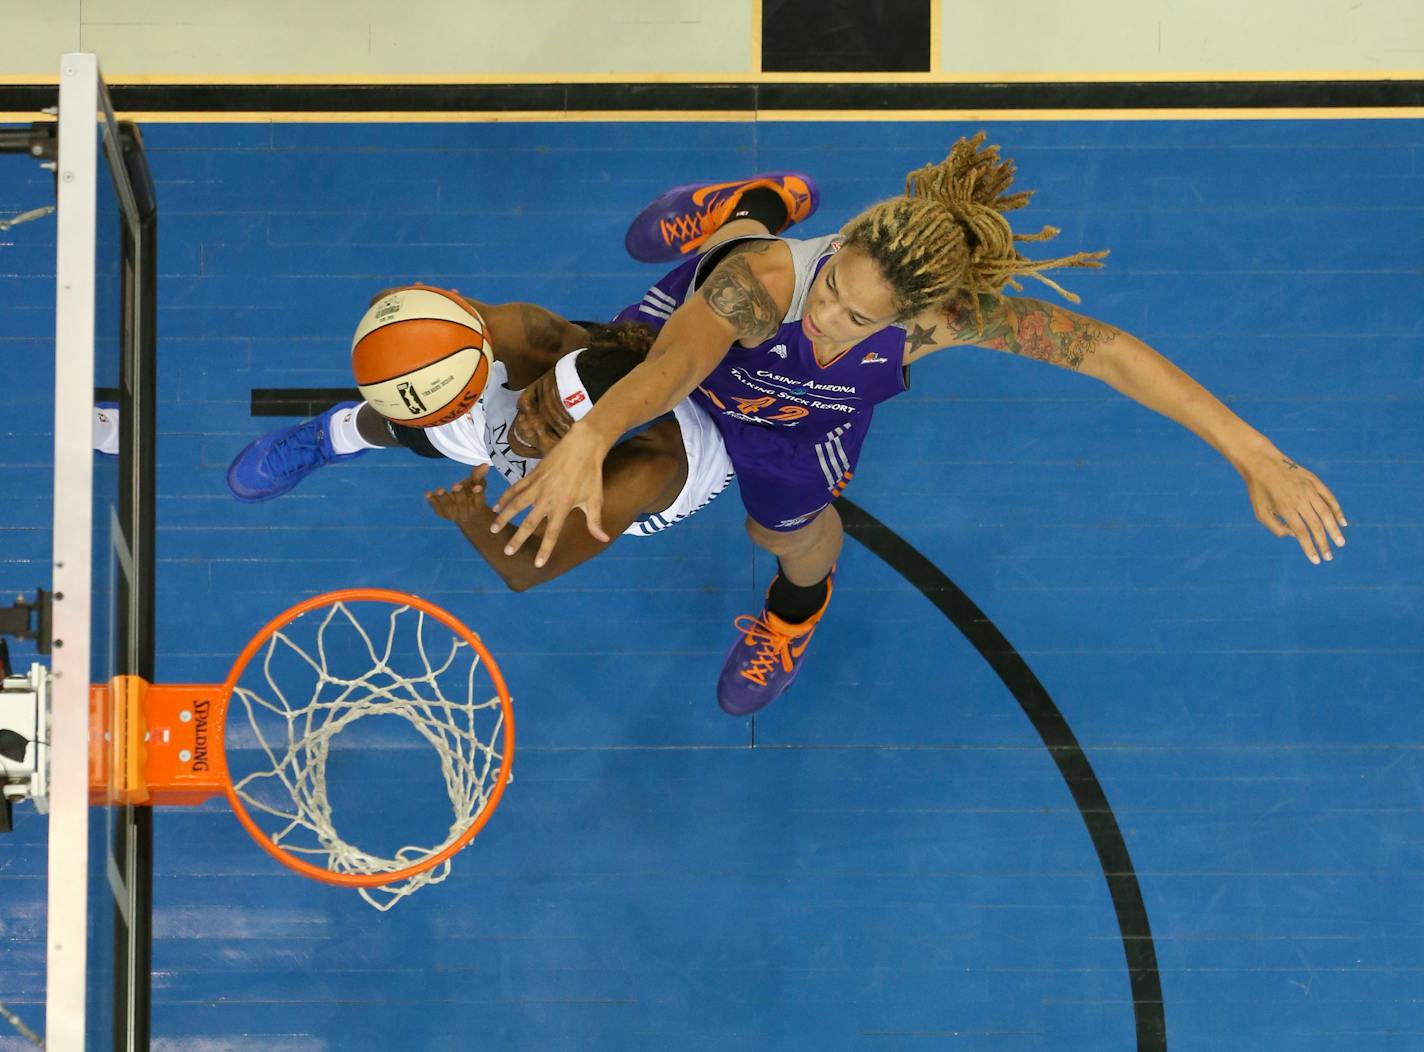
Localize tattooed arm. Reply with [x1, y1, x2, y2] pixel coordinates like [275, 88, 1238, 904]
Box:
[904, 294, 1267, 459]
[613, 238, 790, 417]
[902, 294, 1120, 374]
[903, 294, 1348, 564]
[904, 292, 1279, 472]
[529, 241, 790, 462]
[488, 240, 795, 565]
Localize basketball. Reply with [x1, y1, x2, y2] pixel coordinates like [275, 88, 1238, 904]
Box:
[351, 286, 494, 428]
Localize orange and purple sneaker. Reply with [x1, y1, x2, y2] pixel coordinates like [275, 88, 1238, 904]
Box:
[624, 172, 819, 264]
[716, 573, 833, 717]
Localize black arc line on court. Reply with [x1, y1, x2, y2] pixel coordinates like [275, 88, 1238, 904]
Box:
[838, 496, 1167, 1052]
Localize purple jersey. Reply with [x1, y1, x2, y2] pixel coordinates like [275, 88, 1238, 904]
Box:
[612, 233, 909, 531]
[614, 233, 909, 437]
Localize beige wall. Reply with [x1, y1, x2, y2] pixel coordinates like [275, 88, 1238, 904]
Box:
[941, 0, 1424, 75]
[1, 0, 1419, 80]
[2, 0, 756, 79]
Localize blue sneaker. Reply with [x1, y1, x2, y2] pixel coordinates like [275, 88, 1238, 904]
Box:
[716, 571, 833, 717]
[625, 172, 819, 264]
[227, 402, 367, 502]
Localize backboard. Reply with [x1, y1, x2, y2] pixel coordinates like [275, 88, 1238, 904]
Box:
[48, 53, 158, 1052]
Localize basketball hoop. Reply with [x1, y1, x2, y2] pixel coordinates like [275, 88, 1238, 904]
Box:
[87, 589, 514, 910]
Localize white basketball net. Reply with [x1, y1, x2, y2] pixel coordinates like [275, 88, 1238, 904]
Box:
[230, 601, 507, 911]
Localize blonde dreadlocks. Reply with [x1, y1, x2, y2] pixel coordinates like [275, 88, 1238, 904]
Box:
[840, 132, 1108, 321]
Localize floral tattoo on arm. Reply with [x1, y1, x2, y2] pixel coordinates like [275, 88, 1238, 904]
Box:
[930, 294, 1121, 371]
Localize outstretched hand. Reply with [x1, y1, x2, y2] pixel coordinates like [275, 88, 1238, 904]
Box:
[426, 464, 493, 523]
[489, 423, 611, 567]
[1239, 450, 1347, 564]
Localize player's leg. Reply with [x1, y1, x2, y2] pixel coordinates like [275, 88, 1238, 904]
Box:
[717, 507, 840, 717]
[611, 178, 821, 330]
[343, 402, 402, 450]
[625, 172, 820, 263]
[747, 506, 842, 593]
[714, 427, 863, 716]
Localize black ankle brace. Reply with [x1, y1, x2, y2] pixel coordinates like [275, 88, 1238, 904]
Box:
[729, 186, 790, 233]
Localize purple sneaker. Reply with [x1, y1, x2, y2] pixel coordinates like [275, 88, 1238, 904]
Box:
[716, 572, 833, 717]
[625, 172, 820, 264]
[227, 402, 367, 502]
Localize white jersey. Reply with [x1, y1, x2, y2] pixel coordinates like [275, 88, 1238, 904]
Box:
[424, 360, 734, 537]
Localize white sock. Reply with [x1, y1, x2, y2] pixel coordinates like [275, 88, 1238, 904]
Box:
[327, 403, 382, 454]
[93, 405, 119, 455]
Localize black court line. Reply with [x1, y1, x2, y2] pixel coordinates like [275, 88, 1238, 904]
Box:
[252, 387, 360, 418]
[837, 496, 1167, 1052]
[3, 79, 1421, 114]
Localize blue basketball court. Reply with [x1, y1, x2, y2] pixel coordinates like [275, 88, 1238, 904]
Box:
[3, 114, 1421, 1049]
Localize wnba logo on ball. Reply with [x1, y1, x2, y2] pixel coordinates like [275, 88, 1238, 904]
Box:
[397, 382, 428, 415]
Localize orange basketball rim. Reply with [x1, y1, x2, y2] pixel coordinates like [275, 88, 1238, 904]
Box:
[87, 588, 515, 889]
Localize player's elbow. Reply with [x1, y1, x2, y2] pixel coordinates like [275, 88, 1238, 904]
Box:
[499, 568, 541, 593]
[477, 555, 541, 593]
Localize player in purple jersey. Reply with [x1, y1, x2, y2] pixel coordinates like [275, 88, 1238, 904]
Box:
[609, 230, 905, 537]
[491, 135, 1348, 717]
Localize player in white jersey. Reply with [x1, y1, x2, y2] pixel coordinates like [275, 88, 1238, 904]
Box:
[415, 332, 733, 539]
[227, 297, 733, 591]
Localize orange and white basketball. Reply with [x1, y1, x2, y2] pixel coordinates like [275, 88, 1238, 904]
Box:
[351, 286, 494, 428]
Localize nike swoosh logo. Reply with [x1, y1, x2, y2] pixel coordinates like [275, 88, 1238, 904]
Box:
[691, 179, 757, 207]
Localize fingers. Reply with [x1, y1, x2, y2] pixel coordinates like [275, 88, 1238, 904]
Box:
[1252, 493, 1292, 538]
[426, 479, 487, 522]
[1282, 497, 1350, 565]
[582, 495, 610, 544]
[1310, 494, 1346, 551]
[1251, 468, 1349, 564]
[425, 487, 454, 520]
[1312, 480, 1348, 541]
[490, 477, 534, 533]
[530, 509, 569, 569]
[1292, 507, 1331, 565]
[499, 503, 546, 557]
